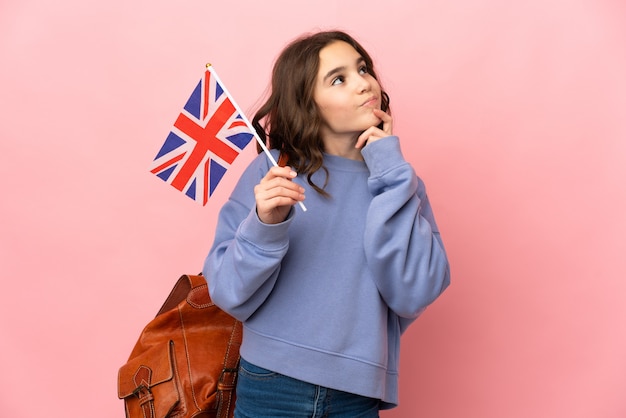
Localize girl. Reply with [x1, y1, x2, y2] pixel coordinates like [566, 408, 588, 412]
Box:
[203, 30, 450, 417]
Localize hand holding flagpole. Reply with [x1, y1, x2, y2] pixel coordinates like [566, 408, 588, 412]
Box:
[207, 64, 307, 212]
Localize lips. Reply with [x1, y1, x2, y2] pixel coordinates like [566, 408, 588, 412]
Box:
[361, 96, 378, 107]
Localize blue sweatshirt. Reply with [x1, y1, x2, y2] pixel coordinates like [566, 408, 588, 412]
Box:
[203, 136, 450, 408]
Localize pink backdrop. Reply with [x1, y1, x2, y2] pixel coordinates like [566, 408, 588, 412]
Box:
[1, 1, 625, 417]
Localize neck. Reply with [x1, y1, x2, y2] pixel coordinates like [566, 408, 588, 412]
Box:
[322, 134, 363, 161]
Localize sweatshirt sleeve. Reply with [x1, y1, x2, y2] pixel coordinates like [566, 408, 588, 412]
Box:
[202, 154, 293, 321]
[361, 136, 451, 320]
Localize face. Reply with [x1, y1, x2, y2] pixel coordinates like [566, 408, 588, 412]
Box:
[313, 41, 382, 144]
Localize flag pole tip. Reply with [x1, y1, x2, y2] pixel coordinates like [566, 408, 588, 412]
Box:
[206, 63, 212, 69]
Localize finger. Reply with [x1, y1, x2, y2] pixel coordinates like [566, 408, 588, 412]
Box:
[255, 181, 305, 224]
[355, 128, 372, 149]
[355, 126, 386, 149]
[259, 188, 305, 206]
[261, 165, 297, 183]
[255, 177, 305, 202]
[373, 109, 393, 135]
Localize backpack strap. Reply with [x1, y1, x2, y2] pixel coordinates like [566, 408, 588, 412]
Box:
[277, 151, 289, 167]
[216, 320, 243, 418]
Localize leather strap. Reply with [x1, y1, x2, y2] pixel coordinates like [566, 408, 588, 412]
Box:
[156, 275, 192, 316]
[132, 366, 155, 418]
[216, 320, 243, 418]
[277, 151, 289, 167]
[137, 387, 155, 418]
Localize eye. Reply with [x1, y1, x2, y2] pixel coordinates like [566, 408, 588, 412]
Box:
[331, 75, 345, 86]
[358, 65, 368, 75]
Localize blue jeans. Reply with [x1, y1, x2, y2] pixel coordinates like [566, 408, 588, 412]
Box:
[235, 357, 380, 418]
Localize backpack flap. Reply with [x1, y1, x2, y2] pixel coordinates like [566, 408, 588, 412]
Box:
[118, 340, 180, 418]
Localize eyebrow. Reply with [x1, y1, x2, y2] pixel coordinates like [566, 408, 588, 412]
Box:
[322, 57, 366, 83]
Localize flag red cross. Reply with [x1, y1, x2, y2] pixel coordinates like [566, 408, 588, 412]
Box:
[169, 99, 239, 191]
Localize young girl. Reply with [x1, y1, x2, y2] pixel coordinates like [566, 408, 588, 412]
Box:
[203, 30, 450, 417]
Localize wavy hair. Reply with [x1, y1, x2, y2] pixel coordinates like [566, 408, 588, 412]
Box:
[252, 30, 390, 196]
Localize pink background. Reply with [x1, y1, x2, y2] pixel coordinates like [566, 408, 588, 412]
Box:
[1, 1, 625, 417]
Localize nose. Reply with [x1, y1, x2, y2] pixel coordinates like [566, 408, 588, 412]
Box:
[357, 74, 372, 93]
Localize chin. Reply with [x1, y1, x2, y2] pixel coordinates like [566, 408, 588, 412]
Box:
[365, 115, 383, 128]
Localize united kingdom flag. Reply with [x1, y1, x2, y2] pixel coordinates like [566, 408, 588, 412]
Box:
[150, 69, 254, 205]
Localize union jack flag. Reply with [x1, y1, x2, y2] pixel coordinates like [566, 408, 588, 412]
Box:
[150, 69, 254, 205]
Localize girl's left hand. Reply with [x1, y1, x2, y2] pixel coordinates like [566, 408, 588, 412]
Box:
[355, 109, 393, 149]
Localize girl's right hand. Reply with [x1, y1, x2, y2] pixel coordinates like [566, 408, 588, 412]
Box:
[254, 166, 305, 224]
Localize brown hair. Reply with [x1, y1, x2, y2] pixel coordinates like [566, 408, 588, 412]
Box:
[252, 30, 390, 196]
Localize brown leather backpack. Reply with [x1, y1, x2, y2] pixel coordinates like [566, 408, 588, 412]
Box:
[118, 274, 242, 418]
